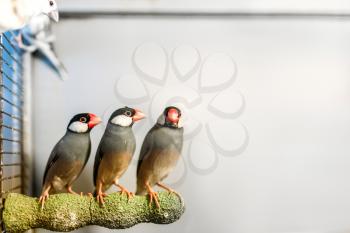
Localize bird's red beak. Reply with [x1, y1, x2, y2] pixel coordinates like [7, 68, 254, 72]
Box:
[88, 113, 102, 128]
[167, 108, 179, 123]
[132, 109, 145, 122]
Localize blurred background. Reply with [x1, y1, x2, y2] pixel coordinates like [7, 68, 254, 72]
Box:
[3, 0, 350, 233]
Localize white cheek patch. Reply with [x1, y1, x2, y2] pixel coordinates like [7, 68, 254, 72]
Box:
[177, 117, 184, 128]
[111, 115, 133, 127]
[68, 121, 88, 133]
[157, 113, 183, 128]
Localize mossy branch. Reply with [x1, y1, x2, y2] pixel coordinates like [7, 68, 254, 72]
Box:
[3, 192, 185, 232]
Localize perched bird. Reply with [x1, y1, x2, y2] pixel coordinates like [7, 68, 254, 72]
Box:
[39, 113, 101, 209]
[136, 106, 184, 208]
[93, 107, 145, 205]
[17, 14, 68, 80]
[0, 0, 59, 33]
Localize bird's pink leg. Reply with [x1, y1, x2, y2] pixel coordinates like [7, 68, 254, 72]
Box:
[114, 181, 134, 200]
[67, 185, 91, 197]
[156, 182, 182, 199]
[38, 185, 51, 210]
[66, 185, 79, 195]
[96, 182, 107, 206]
[146, 183, 160, 209]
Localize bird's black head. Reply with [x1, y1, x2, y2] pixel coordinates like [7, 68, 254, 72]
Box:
[109, 107, 145, 127]
[157, 106, 183, 128]
[67, 113, 101, 133]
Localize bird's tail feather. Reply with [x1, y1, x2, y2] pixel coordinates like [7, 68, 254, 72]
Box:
[57, 63, 68, 81]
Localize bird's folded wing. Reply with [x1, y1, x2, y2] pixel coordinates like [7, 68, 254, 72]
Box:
[93, 143, 104, 186]
[42, 138, 64, 185]
[137, 126, 157, 175]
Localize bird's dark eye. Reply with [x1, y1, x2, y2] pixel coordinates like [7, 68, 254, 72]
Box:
[125, 111, 132, 117]
[80, 117, 87, 123]
[49, 1, 54, 6]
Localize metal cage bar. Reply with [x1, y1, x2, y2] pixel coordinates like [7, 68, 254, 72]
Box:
[0, 31, 24, 232]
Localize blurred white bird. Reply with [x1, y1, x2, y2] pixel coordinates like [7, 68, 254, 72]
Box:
[17, 14, 68, 80]
[0, 0, 59, 33]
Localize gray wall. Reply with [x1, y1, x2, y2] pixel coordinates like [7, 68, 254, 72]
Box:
[57, 0, 350, 12]
[33, 5, 350, 233]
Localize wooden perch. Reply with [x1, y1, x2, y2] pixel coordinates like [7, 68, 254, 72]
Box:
[3, 192, 185, 232]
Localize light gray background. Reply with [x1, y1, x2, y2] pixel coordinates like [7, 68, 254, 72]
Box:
[57, 0, 350, 12]
[32, 1, 350, 233]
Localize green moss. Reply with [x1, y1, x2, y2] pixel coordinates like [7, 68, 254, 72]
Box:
[149, 192, 185, 224]
[36, 194, 91, 232]
[3, 193, 39, 232]
[3, 192, 185, 232]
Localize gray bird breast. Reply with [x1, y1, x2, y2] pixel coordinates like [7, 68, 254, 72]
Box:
[62, 132, 91, 161]
[153, 127, 183, 152]
[95, 124, 136, 190]
[102, 124, 136, 154]
[45, 132, 91, 191]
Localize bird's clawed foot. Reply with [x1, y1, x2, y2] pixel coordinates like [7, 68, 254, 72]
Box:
[148, 191, 160, 209]
[156, 182, 182, 199]
[146, 183, 160, 208]
[75, 192, 93, 197]
[38, 192, 49, 210]
[119, 189, 134, 201]
[78, 192, 90, 197]
[116, 184, 134, 201]
[96, 192, 108, 206]
[67, 187, 92, 198]
[38, 186, 51, 210]
[67, 186, 79, 195]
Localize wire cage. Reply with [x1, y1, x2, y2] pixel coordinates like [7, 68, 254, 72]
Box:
[0, 31, 24, 232]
